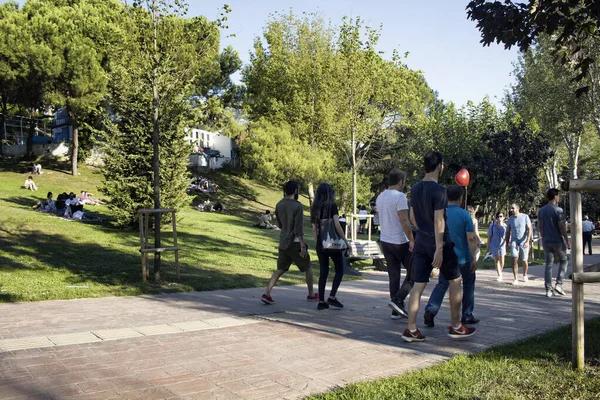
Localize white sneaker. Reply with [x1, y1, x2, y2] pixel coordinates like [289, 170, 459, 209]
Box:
[546, 290, 553, 298]
[512, 279, 519, 286]
[523, 276, 529, 282]
[554, 285, 566, 296]
[496, 275, 503, 282]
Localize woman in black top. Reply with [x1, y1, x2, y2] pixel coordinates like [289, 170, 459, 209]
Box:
[311, 183, 350, 310]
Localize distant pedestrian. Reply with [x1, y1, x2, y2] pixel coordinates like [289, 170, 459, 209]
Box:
[467, 206, 482, 261]
[358, 205, 368, 234]
[401, 151, 475, 342]
[375, 168, 415, 320]
[582, 216, 594, 255]
[538, 188, 571, 297]
[311, 183, 350, 310]
[424, 185, 479, 328]
[505, 203, 533, 285]
[24, 176, 38, 191]
[261, 180, 318, 304]
[487, 211, 507, 281]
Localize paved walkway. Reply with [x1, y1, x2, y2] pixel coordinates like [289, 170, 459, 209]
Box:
[1, 253, 600, 400]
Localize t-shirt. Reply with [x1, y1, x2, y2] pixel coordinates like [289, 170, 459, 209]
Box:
[410, 180, 450, 245]
[446, 205, 474, 264]
[582, 220, 595, 232]
[275, 197, 305, 250]
[358, 209, 368, 221]
[318, 203, 339, 220]
[487, 222, 506, 249]
[507, 214, 531, 244]
[538, 204, 565, 245]
[375, 189, 409, 245]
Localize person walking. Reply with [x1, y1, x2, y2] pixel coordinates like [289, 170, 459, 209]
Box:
[487, 212, 507, 281]
[311, 183, 350, 310]
[505, 203, 533, 285]
[375, 168, 415, 320]
[401, 152, 475, 342]
[467, 206, 482, 262]
[538, 188, 571, 297]
[582, 216, 595, 255]
[261, 180, 318, 304]
[424, 185, 479, 327]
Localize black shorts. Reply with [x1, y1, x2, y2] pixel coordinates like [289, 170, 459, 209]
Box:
[277, 242, 311, 272]
[411, 241, 460, 283]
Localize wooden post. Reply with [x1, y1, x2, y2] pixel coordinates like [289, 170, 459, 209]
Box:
[139, 214, 146, 283]
[172, 211, 180, 280]
[570, 190, 584, 370]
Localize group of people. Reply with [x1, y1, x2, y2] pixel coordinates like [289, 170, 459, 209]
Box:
[195, 198, 224, 212]
[188, 176, 219, 194]
[32, 190, 104, 220]
[258, 151, 581, 344]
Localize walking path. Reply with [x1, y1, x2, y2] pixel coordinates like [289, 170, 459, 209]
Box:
[1, 252, 600, 400]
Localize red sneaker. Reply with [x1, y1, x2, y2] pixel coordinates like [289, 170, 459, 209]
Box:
[401, 328, 425, 343]
[448, 324, 476, 339]
[307, 293, 319, 301]
[261, 294, 274, 305]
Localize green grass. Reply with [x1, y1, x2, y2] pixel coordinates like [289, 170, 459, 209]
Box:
[309, 318, 600, 400]
[0, 160, 344, 302]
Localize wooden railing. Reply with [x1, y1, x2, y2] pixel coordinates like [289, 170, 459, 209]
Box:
[563, 179, 600, 370]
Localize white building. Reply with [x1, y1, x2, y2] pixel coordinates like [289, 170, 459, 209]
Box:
[185, 128, 235, 169]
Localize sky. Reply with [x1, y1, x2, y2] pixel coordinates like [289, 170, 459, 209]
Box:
[190, 0, 519, 107]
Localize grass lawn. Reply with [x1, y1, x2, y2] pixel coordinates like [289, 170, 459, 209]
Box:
[0, 160, 346, 302]
[309, 318, 600, 400]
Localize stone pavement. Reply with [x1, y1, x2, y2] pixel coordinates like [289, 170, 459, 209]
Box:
[1, 253, 600, 400]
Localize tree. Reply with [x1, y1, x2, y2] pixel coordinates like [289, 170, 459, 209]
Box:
[0, 1, 61, 158]
[467, 0, 600, 94]
[22, 0, 125, 175]
[101, 0, 225, 280]
[510, 36, 589, 180]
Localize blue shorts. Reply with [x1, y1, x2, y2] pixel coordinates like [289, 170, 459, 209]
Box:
[510, 242, 529, 260]
[411, 241, 461, 283]
[490, 246, 506, 257]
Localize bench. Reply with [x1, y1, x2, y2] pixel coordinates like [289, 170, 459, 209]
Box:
[348, 240, 386, 271]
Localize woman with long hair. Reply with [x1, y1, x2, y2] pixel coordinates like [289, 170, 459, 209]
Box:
[487, 211, 507, 281]
[311, 183, 350, 310]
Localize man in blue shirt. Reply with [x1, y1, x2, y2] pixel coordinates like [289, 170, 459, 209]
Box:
[401, 152, 475, 342]
[505, 203, 533, 285]
[424, 185, 479, 327]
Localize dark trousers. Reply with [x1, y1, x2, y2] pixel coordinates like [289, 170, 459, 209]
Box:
[316, 245, 345, 302]
[380, 241, 413, 303]
[583, 232, 593, 255]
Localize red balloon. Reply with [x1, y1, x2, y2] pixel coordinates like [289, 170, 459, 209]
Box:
[455, 168, 470, 187]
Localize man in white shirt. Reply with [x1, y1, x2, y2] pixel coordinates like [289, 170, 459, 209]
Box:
[375, 168, 415, 320]
[582, 216, 595, 255]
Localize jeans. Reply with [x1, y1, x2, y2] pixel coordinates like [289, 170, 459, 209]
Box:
[379, 241, 413, 303]
[316, 244, 344, 302]
[425, 262, 475, 320]
[583, 232, 593, 255]
[544, 242, 568, 290]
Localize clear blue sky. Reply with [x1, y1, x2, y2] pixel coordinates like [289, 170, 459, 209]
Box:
[191, 0, 518, 107]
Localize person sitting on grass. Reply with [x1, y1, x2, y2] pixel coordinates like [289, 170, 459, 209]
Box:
[24, 176, 38, 191]
[258, 210, 278, 229]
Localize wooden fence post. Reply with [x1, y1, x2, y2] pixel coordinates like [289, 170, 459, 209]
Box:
[570, 190, 584, 370]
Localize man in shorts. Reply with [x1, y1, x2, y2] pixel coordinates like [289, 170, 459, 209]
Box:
[375, 168, 415, 320]
[505, 203, 532, 285]
[402, 152, 475, 342]
[261, 180, 318, 304]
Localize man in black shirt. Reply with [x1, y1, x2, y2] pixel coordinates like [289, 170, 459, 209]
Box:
[401, 152, 475, 342]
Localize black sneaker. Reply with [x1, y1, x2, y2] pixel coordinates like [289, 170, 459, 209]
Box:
[317, 301, 329, 310]
[327, 297, 344, 309]
[424, 310, 435, 328]
[388, 300, 408, 318]
[461, 317, 480, 325]
[390, 310, 402, 320]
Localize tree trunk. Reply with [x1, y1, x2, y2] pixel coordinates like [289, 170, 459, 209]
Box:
[544, 156, 559, 189]
[307, 182, 314, 206]
[0, 113, 4, 158]
[69, 109, 78, 176]
[152, 1, 161, 281]
[351, 124, 357, 218]
[27, 108, 35, 159]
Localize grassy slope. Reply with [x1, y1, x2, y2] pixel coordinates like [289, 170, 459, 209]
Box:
[310, 318, 600, 400]
[0, 161, 321, 302]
